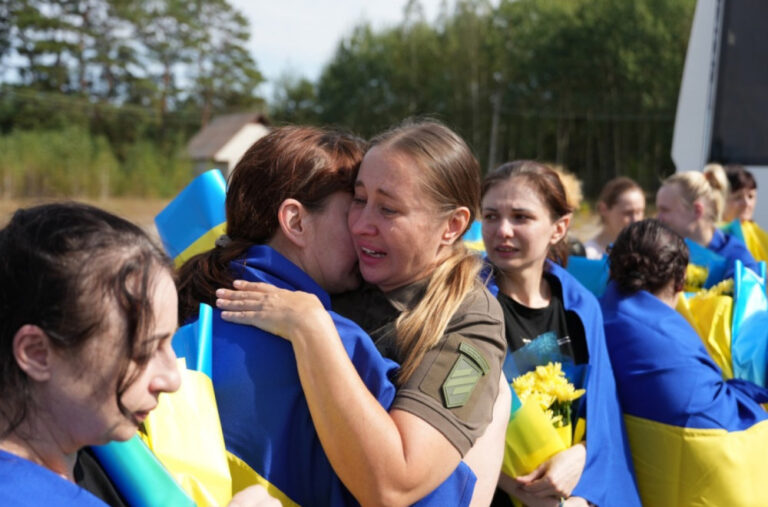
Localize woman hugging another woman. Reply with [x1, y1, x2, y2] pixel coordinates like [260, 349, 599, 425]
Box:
[184, 121, 510, 506]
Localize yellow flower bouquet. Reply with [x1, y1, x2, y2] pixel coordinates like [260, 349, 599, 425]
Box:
[502, 362, 586, 478]
[684, 264, 709, 293]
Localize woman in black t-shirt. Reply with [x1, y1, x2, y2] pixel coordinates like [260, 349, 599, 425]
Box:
[481, 161, 590, 507]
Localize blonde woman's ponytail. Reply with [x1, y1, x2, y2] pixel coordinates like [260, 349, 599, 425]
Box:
[368, 119, 483, 386]
[394, 246, 482, 385]
[663, 168, 728, 223]
[703, 163, 729, 221]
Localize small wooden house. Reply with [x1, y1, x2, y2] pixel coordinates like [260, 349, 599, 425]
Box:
[187, 112, 270, 177]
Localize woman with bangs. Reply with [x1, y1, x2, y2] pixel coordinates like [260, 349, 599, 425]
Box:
[214, 120, 510, 506]
[723, 164, 758, 223]
[480, 161, 640, 507]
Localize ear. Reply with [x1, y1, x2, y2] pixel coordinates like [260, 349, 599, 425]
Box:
[550, 213, 572, 245]
[13, 325, 53, 382]
[276, 198, 309, 248]
[596, 202, 608, 217]
[692, 200, 705, 220]
[441, 207, 471, 246]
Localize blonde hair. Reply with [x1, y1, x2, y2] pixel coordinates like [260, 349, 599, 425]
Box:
[370, 120, 482, 385]
[663, 165, 729, 222]
[551, 165, 583, 211]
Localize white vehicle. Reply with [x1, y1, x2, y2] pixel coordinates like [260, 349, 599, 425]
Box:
[672, 0, 768, 228]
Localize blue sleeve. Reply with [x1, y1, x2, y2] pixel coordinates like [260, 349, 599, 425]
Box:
[331, 312, 398, 409]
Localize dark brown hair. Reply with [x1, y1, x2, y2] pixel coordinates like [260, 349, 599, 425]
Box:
[0, 203, 172, 437]
[725, 164, 757, 192]
[608, 218, 688, 295]
[482, 160, 573, 267]
[177, 126, 366, 322]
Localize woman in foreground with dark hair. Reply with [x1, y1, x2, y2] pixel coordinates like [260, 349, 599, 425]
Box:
[0, 203, 278, 507]
[601, 218, 768, 506]
[0, 203, 181, 505]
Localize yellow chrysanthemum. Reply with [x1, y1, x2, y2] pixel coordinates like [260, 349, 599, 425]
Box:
[707, 277, 734, 296]
[684, 264, 709, 292]
[511, 361, 585, 427]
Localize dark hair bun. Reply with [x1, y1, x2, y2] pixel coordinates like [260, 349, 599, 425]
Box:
[608, 219, 688, 295]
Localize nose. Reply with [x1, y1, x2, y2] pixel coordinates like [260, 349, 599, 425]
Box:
[150, 344, 182, 395]
[348, 204, 375, 237]
[496, 218, 514, 238]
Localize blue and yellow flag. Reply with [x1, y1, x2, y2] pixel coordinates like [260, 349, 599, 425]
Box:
[90, 436, 194, 507]
[155, 169, 227, 267]
[463, 220, 485, 252]
[485, 261, 641, 507]
[602, 281, 768, 507]
[731, 260, 768, 387]
[685, 238, 729, 288]
[198, 245, 477, 506]
[722, 219, 768, 263]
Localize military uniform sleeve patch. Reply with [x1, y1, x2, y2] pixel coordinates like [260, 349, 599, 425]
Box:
[442, 342, 489, 408]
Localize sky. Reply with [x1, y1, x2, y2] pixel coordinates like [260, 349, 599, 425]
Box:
[228, 1, 448, 98]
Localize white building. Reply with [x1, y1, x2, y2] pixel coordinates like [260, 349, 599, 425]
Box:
[187, 112, 270, 178]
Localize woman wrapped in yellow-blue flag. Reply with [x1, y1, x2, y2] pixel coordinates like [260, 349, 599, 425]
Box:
[656, 165, 759, 285]
[721, 164, 768, 263]
[602, 219, 768, 507]
[176, 126, 481, 506]
[480, 161, 640, 507]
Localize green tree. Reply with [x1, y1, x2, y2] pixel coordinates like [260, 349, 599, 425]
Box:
[184, 0, 264, 127]
[271, 72, 320, 125]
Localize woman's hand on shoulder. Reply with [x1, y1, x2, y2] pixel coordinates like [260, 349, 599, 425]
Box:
[514, 442, 586, 498]
[216, 280, 332, 342]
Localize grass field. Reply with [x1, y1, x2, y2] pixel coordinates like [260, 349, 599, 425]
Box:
[0, 197, 170, 238]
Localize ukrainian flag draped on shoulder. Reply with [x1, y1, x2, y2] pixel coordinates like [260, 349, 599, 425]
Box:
[203, 245, 477, 506]
[721, 219, 768, 263]
[601, 281, 768, 507]
[485, 261, 640, 507]
[705, 229, 760, 281]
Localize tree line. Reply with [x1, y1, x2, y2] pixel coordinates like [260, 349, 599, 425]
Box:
[0, 0, 263, 197]
[272, 0, 696, 200]
[1, 0, 696, 199]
